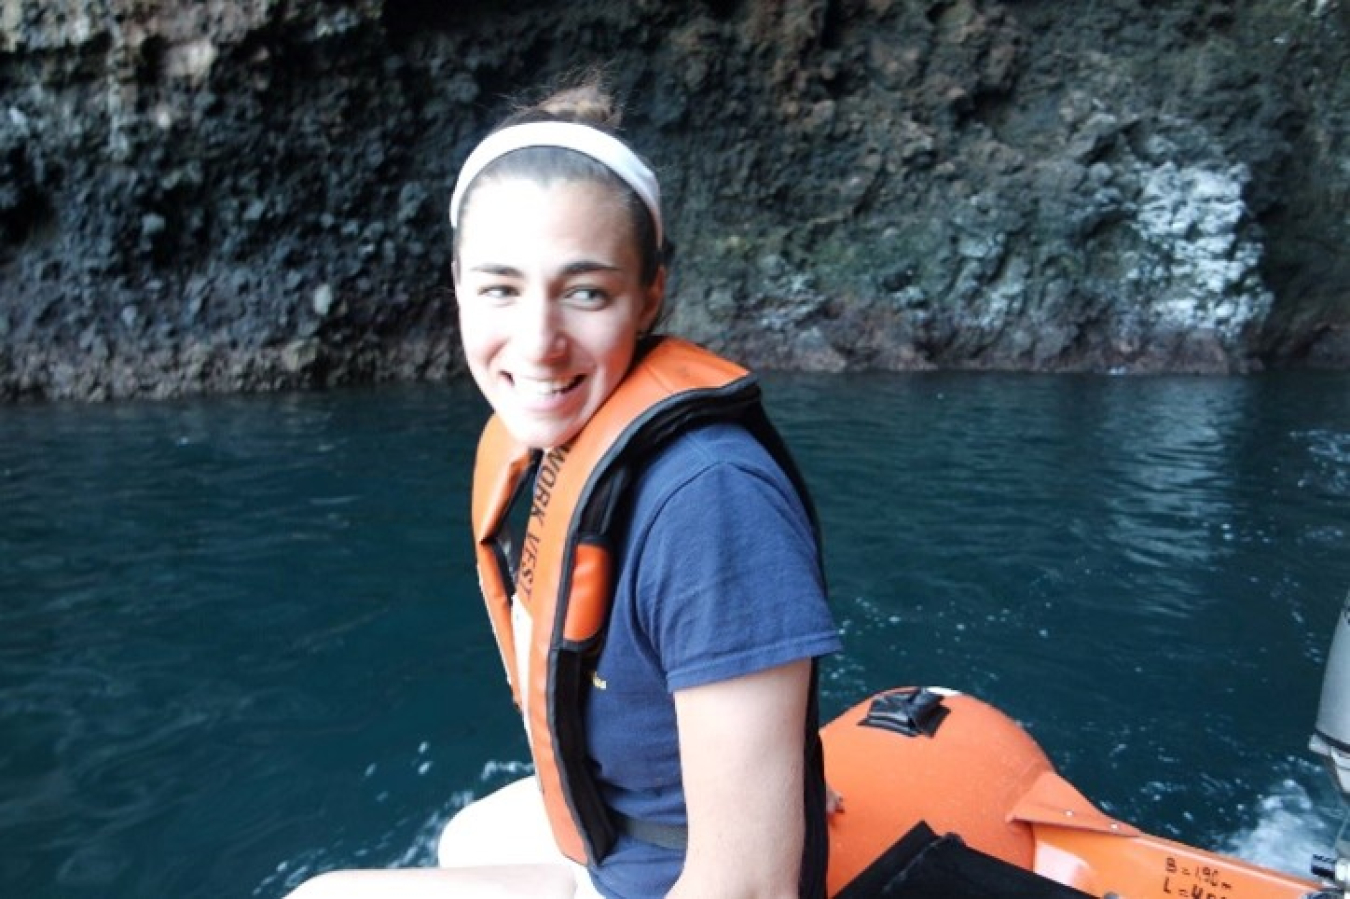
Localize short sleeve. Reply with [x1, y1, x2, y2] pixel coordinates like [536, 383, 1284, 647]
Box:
[627, 426, 841, 691]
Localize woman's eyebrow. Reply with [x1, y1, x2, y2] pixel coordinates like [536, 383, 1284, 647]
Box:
[560, 260, 622, 276]
[467, 260, 623, 278]
[468, 263, 522, 276]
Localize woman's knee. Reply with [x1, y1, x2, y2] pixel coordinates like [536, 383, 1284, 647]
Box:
[438, 777, 556, 868]
[283, 870, 354, 899]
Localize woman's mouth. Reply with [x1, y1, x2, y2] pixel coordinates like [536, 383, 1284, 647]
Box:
[508, 373, 584, 399]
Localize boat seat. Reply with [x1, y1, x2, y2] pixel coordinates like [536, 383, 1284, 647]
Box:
[834, 821, 1095, 899]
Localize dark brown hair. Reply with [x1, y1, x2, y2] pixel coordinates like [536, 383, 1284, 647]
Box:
[454, 77, 664, 285]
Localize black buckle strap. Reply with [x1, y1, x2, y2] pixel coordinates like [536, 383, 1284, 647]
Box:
[612, 811, 688, 851]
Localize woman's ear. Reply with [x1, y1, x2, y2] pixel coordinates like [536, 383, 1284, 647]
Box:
[640, 266, 666, 333]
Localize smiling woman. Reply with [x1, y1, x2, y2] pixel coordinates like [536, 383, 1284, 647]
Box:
[453, 177, 663, 451]
[285, 76, 841, 899]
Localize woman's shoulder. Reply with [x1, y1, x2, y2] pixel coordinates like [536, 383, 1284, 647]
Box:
[641, 420, 785, 487]
[624, 420, 808, 529]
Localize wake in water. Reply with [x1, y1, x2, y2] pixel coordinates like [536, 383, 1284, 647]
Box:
[1223, 774, 1343, 878]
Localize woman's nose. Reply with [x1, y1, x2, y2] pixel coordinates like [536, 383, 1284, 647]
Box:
[515, 295, 566, 361]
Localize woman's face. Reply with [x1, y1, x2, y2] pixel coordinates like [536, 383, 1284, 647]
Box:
[454, 177, 664, 449]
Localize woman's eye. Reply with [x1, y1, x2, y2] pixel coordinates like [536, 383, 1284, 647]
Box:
[566, 287, 609, 308]
[478, 285, 516, 302]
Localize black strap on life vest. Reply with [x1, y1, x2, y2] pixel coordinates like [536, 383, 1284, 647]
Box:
[614, 812, 687, 850]
[548, 359, 771, 865]
[558, 341, 830, 895]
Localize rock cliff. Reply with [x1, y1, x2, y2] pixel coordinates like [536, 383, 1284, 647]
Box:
[2, 0, 1346, 400]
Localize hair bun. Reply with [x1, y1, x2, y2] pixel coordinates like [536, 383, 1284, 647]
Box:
[535, 80, 623, 130]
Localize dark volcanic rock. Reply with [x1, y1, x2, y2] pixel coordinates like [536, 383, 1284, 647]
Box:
[1, 0, 1346, 400]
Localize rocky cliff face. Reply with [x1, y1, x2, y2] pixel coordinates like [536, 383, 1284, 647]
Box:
[2, 0, 1346, 400]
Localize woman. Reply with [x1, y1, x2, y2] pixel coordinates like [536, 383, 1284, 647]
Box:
[289, 78, 840, 899]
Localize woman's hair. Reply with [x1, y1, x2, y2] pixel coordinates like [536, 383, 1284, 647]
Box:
[453, 77, 665, 286]
[508, 81, 625, 132]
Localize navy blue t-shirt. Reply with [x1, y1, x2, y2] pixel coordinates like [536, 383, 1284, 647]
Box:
[583, 421, 841, 898]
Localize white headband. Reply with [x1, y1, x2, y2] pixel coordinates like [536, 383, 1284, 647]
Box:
[448, 121, 663, 249]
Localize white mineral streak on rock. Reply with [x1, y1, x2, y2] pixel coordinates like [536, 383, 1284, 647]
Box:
[1132, 161, 1273, 338]
[312, 284, 334, 318]
[165, 39, 218, 81]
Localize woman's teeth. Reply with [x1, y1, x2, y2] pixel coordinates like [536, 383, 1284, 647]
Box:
[514, 375, 580, 396]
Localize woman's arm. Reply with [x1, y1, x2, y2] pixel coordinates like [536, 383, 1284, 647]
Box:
[668, 658, 812, 899]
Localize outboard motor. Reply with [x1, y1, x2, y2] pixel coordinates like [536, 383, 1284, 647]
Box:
[1310, 591, 1350, 892]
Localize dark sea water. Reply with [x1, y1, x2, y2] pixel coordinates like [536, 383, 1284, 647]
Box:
[2, 371, 1347, 898]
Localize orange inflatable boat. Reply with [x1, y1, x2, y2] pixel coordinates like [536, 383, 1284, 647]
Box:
[820, 686, 1331, 898]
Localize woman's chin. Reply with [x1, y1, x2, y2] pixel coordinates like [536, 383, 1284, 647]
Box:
[501, 413, 584, 452]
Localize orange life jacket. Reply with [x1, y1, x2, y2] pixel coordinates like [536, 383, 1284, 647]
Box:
[470, 337, 827, 874]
